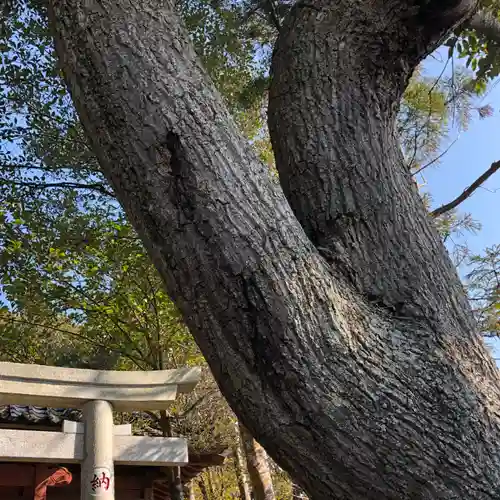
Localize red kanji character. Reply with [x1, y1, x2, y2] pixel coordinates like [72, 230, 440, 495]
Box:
[100, 472, 110, 491]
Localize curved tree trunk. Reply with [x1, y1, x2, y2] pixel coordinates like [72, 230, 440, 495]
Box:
[239, 424, 276, 500]
[47, 0, 500, 498]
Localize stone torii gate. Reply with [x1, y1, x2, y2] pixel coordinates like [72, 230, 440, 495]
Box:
[0, 361, 201, 500]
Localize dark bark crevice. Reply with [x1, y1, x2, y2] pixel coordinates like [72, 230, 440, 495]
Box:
[45, 0, 500, 498]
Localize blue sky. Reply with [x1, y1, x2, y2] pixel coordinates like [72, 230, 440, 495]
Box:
[422, 51, 500, 358]
[422, 56, 499, 253]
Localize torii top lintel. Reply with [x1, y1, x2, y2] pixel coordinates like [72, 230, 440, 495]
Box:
[0, 362, 202, 411]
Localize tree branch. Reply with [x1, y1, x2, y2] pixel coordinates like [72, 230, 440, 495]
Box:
[412, 137, 459, 177]
[0, 161, 102, 176]
[431, 160, 500, 217]
[0, 177, 114, 197]
[178, 390, 217, 418]
[266, 0, 281, 32]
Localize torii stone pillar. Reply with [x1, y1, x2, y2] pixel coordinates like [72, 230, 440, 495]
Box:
[0, 361, 202, 500]
[82, 400, 114, 499]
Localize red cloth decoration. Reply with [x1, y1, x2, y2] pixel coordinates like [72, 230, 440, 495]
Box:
[34, 467, 72, 500]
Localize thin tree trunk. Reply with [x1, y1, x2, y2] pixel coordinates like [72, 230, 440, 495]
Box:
[206, 470, 215, 499]
[233, 423, 252, 500]
[198, 479, 209, 500]
[158, 411, 183, 500]
[239, 424, 275, 500]
[47, 0, 500, 498]
[187, 482, 196, 500]
[169, 467, 183, 500]
[291, 482, 308, 500]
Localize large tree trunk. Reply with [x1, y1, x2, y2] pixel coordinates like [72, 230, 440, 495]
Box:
[239, 424, 276, 500]
[47, 0, 500, 498]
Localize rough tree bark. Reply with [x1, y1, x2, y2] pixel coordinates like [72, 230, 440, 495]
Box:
[239, 424, 276, 500]
[47, 0, 500, 498]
